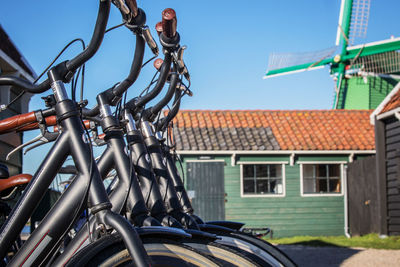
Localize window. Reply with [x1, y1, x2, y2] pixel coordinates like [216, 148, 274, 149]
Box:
[242, 164, 284, 195]
[302, 164, 341, 195]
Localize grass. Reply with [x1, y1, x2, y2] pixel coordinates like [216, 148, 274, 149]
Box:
[264, 234, 400, 250]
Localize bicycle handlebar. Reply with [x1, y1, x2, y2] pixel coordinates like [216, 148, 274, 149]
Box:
[144, 65, 178, 122]
[126, 53, 172, 111]
[156, 88, 181, 132]
[17, 116, 57, 132]
[0, 112, 37, 134]
[155, 22, 163, 37]
[125, 0, 138, 18]
[153, 58, 163, 70]
[0, 108, 56, 134]
[66, 0, 110, 74]
[162, 8, 177, 39]
[111, 34, 145, 101]
[0, 0, 111, 94]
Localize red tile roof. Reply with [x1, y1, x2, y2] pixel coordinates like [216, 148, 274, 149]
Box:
[380, 88, 400, 114]
[172, 110, 375, 151]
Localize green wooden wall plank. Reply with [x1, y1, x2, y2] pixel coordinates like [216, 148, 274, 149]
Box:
[180, 154, 348, 237]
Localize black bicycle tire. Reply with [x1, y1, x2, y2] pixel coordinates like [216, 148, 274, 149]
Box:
[65, 234, 221, 267]
[212, 231, 297, 267]
[183, 238, 261, 267]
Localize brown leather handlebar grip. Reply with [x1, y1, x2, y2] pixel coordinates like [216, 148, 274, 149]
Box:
[0, 111, 37, 134]
[155, 22, 163, 37]
[153, 58, 163, 70]
[53, 119, 92, 132]
[162, 8, 177, 38]
[125, 0, 138, 18]
[16, 115, 57, 132]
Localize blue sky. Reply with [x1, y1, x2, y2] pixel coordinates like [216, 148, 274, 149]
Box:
[1, 0, 400, 173]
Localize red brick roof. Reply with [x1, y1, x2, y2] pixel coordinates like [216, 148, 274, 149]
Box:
[172, 110, 375, 151]
[380, 88, 400, 114]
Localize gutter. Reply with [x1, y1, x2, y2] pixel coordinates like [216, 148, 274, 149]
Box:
[177, 150, 376, 166]
[344, 165, 351, 238]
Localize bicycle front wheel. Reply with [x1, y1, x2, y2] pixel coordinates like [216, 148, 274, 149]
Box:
[65, 234, 221, 267]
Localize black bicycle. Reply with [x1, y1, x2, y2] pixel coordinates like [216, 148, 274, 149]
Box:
[0, 1, 219, 266]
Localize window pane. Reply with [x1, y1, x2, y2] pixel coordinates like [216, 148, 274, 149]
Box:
[256, 180, 269, 194]
[255, 164, 268, 177]
[303, 178, 315, 193]
[316, 164, 327, 177]
[328, 164, 340, 178]
[303, 165, 314, 178]
[271, 179, 283, 194]
[317, 179, 327, 193]
[243, 179, 255, 194]
[329, 179, 341, 193]
[269, 165, 282, 178]
[243, 165, 254, 178]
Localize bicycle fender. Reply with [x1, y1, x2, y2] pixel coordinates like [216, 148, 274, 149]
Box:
[136, 226, 191, 239]
[198, 223, 235, 234]
[184, 229, 218, 241]
[206, 220, 245, 231]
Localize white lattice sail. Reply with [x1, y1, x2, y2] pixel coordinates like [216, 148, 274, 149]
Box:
[349, 50, 400, 75]
[349, 0, 371, 44]
[267, 46, 337, 72]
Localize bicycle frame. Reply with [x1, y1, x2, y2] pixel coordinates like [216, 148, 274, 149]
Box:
[0, 2, 152, 261]
[0, 71, 145, 267]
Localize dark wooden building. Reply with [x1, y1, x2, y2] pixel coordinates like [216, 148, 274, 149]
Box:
[371, 82, 400, 236]
[0, 25, 36, 176]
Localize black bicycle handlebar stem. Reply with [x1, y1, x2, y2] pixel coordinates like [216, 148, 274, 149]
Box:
[155, 88, 181, 132]
[80, 7, 150, 116]
[125, 53, 172, 113]
[0, 0, 111, 94]
[110, 8, 148, 104]
[141, 64, 179, 122]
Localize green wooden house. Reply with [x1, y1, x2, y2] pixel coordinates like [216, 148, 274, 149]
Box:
[172, 110, 375, 237]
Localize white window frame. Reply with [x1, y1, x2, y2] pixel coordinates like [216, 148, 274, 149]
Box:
[239, 161, 287, 198]
[299, 161, 346, 197]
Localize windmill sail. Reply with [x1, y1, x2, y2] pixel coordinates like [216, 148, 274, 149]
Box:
[349, 50, 400, 75]
[265, 46, 337, 78]
[349, 0, 371, 45]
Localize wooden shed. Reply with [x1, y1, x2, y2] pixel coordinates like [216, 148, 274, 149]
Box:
[172, 110, 375, 237]
[370, 82, 400, 236]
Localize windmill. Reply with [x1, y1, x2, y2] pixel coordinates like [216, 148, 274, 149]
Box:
[264, 0, 400, 109]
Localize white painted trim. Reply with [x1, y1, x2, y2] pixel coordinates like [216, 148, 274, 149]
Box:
[290, 153, 295, 166]
[300, 162, 345, 197]
[231, 153, 237, 167]
[237, 161, 289, 165]
[348, 153, 354, 163]
[177, 150, 375, 155]
[370, 81, 400, 124]
[0, 50, 35, 82]
[335, 0, 346, 46]
[297, 161, 347, 164]
[185, 159, 225, 163]
[240, 163, 286, 198]
[348, 37, 400, 51]
[376, 107, 400, 121]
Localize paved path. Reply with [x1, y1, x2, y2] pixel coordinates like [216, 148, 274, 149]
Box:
[277, 245, 400, 267]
